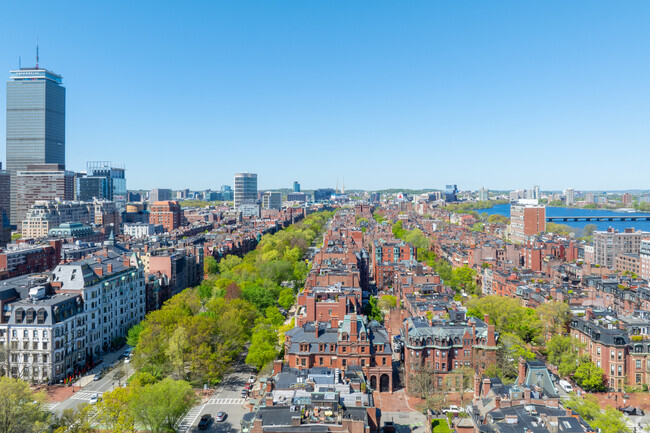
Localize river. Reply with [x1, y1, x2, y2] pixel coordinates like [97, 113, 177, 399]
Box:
[476, 204, 650, 233]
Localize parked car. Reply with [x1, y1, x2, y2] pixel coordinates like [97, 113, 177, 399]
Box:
[216, 412, 227, 422]
[442, 405, 464, 414]
[241, 389, 248, 398]
[93, 374, 102, 381]
[248, 375, 256, 384]
[89, 394, 99, 404]
[198, 414, 212, 430]
[558, 380, 573, 393]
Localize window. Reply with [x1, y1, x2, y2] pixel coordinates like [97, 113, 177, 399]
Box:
[436, 362, 439, 370]
[618, 351, 623, 360]
[596, 347, 601, 355]
[611, 350, 615, 360]
[618, 366, 623, 375]
[43, 330, 48, 339]
[637, 374, 642, 385]
[637, 360, 642, 370]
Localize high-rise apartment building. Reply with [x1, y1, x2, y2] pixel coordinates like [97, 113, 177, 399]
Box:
[234, 173, 258, 209]
[263, 191, 282, 210]
[478, 187, 489, 202]
[16, 164, 74, 231]
[585, 193, 595, 205]
[509, 200, 546, 243]
[565, 188, 575, 206]
[293, 181, 301, 193]
[6, 67, 65, 225]
[594, 228, 648, 269]
[622, 193, 633, 206]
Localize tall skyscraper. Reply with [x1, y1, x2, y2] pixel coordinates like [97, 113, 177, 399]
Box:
[293, 181, 300, 192]
[478, 187, 489, 202]
[6, 66, 66, 225]
[0, 163, 10, 247]
[234, 173, 258, 209]
[149, 188, 172, 203]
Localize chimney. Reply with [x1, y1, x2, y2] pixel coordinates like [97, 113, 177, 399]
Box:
[484, 314, 490, 325]
[95, 267, 103, 277]
[566, 407, 572, 417]
[107, 263, 113, 273]
[474, 374, 481, 400]
[518, 357, 526, 385]
[482, 378, 491, 397]
[266, 380, 273, 392]
[524, 388, 531, 401]
[265, 396, 273, 407]
[123, 258, 131, 267]
[495, 396, 501, 409]
[350, 314, 358, 340]
[273, 360, 283, 375]
[487, 324, 496, 347]
[314, 323, 319, 338]
[331, 316, 339, 328]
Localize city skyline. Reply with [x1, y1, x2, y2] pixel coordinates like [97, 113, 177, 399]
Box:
[2, 2, 650, 190]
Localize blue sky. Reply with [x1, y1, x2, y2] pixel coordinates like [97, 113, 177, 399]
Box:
[1, 1, 650, 191]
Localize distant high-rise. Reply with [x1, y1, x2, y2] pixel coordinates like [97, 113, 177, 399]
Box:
[445, 184, 458, 202]
[234, 173, 258, 209]
[293, 181, 300, 193]
[16, 164, 74, 231]
[149, 188, 172, 203]
[6, 66, 66, 225]
[565, 188, 575, 206]
[478, 187, 489, 202]
[509, 200, 546, 243]
[263, 191, 282, 210]
[84, 161, 126, 201]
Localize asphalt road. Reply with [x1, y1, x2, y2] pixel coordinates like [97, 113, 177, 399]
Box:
[49, 346, 134, 415]
[179, 355, 256, 433]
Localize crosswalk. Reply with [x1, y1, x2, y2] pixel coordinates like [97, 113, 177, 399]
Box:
[207, 397, 245, 405]
[70, 391, 103, 401]
[178, 405, 205, 433]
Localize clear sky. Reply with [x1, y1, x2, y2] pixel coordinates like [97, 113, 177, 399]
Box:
[1, 1, 650, 192]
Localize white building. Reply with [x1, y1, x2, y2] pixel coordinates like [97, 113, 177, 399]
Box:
[565, 188, 575, 206]
[123, 222, 163, 239]
[593, 228, 648, 269]
[51, 250, 146, 358]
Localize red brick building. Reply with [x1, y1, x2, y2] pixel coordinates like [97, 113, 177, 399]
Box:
[284, 314, 394, 392]
[402, 315, 497, 391]
[149, 201, 182, 233]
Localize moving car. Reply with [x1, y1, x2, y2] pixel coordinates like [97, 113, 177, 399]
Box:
[619, 406, 645, 416]
[241, 389, 248, 398]
[198, 414, 212, 430]
[248, 375, 256, 384]
[89, 394, 99, 404]
[216, 412, 227, 422]
[93, 374, 102, 381]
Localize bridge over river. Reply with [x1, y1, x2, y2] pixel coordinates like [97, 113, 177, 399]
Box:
[546, 215, 650, 222]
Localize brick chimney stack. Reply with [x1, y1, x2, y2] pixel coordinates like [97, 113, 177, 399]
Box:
[518, 357, 526, 385]
[482, 378, 491, 397]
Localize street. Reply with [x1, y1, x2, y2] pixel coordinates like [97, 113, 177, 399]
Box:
[178, 355, 255, 432]
[48, 346, 134, 415]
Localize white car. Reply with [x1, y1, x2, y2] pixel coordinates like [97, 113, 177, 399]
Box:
[442, 405, 464, 414]
[89, 393, 99, 404]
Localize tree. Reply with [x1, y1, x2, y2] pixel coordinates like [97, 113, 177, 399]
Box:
[0, 377, 49, 433]
[407, 367, 436, 398]
[566, 394, 630, 433]
[130, 378, 198, 433]
[573, 360, 606, 392]
[219, 255, 242, 273]
[537, 301, 570, 335]
[364, 297, 383, 323]
[377, 295, 397, 311]
[487, 214, 509, 224]
[582, 224, 597, 240]
[278, 287, 295, 310]
[94, 387, 136, 432]
[166, 326, 190, 379]
[204, 256, 219, 275]
[448, 366, 474, 407]
[246, 323, 279, 371]
[52, 403, 94, 433]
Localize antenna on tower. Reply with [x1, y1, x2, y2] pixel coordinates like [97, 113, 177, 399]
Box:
[342, 177, 345, 194]
[36, 37, 39, 68]
[336, 178, 339, 194]
[18, 56, 21, 69]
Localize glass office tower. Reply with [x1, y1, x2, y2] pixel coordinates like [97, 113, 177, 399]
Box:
[234, 172, 258, 209]
[6, 67, 66, 225]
